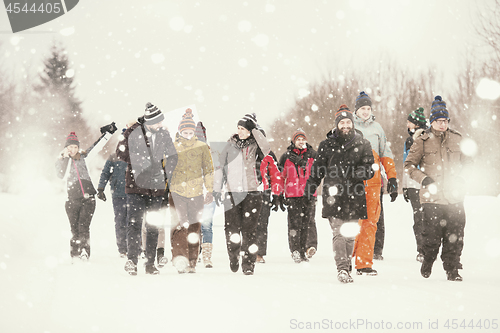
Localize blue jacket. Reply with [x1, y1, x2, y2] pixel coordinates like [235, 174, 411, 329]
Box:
[98, 153, 127, 198]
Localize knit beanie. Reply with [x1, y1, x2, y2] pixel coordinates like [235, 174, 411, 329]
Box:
[65, 132, 79, 147]
[430, 96, 450, 123]
[335, 104, 354, 129]
[178, 108, 196, 133]
[237, 113, 257, 132]
[408, 107, 427, 128]
[195, 121, 207, 143]
[355, 91, 372, 111]
[292, 128, 307, 143]
[144, 102, 165, 125]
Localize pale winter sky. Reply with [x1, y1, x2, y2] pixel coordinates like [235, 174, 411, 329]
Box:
[0, 0, 483, 143]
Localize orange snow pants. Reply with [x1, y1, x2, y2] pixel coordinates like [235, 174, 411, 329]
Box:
[353, 185, 381, 269]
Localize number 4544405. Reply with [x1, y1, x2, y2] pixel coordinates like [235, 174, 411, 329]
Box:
[444, 319, 498, 329]
[6, 2, 62, 14]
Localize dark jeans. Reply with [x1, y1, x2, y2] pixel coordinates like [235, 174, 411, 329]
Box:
[306, 198, 318, 250]
[224, 192, 263, 272]
[112, 196, 128, 255]
[126, 193, 162, 265]
[422, 203, 466, 272]
[374, 189, 384, 256]
[256, 190, 272, 256]
[287, 196, 313, 256]
[65, 196, 96, 258]
[407, 188, 424, 254]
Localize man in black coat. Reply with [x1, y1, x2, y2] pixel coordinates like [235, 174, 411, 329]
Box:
[116, 102, 177, 275]
[305, 104, 374, 283]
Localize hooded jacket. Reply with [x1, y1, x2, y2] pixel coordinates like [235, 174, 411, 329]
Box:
[116, 122, 177, 197]
[169, 132, 214, 198]
[213, 128, 270, 193]
[279, 142, 316, 198]
[404, 127, 470, 205]
[353, 113, 397, 187]
[305, 129, 375, 220]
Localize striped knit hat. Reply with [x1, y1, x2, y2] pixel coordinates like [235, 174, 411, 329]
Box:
[237, 113, 257, 132]
[292, 128, 306, 143]
[408, 107, 426, 128]
[335, 104, 354, 128]
[178, 108, 196, 133]
[144, 102, 164, 125]
[355, 91, 372, 111]
[430, 96, 450, 123]
[65, 132, 79, 147]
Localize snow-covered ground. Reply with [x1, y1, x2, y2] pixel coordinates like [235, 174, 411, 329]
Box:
[1, 192, 500, 333]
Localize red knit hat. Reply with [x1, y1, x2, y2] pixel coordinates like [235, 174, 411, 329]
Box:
[178, 108, 196, 133]
[292, 128, 307, 143]
[65, 132, 79, 147]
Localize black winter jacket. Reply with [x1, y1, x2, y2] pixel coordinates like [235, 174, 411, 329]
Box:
[305, 129, 375, 220]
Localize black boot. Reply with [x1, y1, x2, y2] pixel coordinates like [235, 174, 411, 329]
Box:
[446, 269, 463, 282]
[145, 264, 160, 275]
[421, 260, 433, 278]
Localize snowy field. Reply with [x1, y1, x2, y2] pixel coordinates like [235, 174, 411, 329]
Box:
[1, 191, 500, 333]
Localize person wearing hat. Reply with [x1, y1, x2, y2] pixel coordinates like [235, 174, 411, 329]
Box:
[304, 105, 374, 283]
[352, 91, 398, 276]
[404, 96, 470, 281]
[168, 109, 214, 274]
[278, 128, 318, 263]
[56, 124, 117, 262]
[116, 102, 178, 275]
[213, 113, 272, 275]
[402, 107, 428, 263]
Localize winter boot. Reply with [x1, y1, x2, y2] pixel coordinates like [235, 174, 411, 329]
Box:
[300, 253, 309, 262]
[356, 267, 378, 276]
[421, 260, 433, 278]
[201, 243, 213, 268]
[124, 260, 138, 276]
[80, 249, 89, 262]
[373, 254, 384, 260]
[337, 270, 354, 283]
[256, 255, 266, 263]
[292, 251, 302, 263]
[230, 255, 240, 273]
[157, 248, 168, 268]
[416, 253, 424, 263]
[306, 247, 316, 259]
[446, 269, 463, 282]
[186, 259, 197, 273]
[243, 268, 254, 275]
[145, 264, 160, 275]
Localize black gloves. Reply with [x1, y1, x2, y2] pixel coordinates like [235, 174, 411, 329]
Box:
[97, 188, 106, 201]
[421, 177, 435, 187]
[214, 192, 222, 206]
[289, 154, 307, 167]
[403, 188, 409, 202]
[271, 194, 286, 212]
[100, 122, 118, 135]
[387, 178, 398, 202]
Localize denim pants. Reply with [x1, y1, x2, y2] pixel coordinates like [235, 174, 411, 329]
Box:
[201, 200, 216, 243]
[328, 217, 356, 272]
[126, 193, 162, 265]
[112, 196, 128, 255]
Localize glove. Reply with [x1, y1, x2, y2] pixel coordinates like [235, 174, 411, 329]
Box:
[390, 192, 398, 202]
[213, 192, 222, 206]
[387, 178, 398, 202]
[403, 188, 409, 202]
[421, 177, 435, 187]
[100, 122, 118, 135]
[97, 188, 106, 201]
[271, 195, 280, 212]
[289, 154, 307, 167]
[278, 194, 286, 211]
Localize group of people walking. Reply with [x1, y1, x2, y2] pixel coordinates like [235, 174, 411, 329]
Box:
[56, 92, 469, 283]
